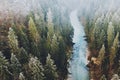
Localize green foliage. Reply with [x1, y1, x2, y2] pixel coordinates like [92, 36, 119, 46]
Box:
[0, 52, 11, 80]
[46, 9, 55, 54]
[107, 22, 115, 48]
[118, 60, 120, 77]
[93, 18, 104, 50]
[34, 12, 46, 38]
[98, 45, 105, 63]
[50, 34, 59, 57]
[1, 1, 73, 80]
[110, 32, 119, 65]
[100, 75, 107, 80]
[83, 7, 120, 79]
[8, 27, 19, 54]
[19, 72, 26, 80]
[111, 74, 119, 80]
[28, 17, 41, 58]
[16, 25, 30, 52]
[19, 47, 29, 64]
[10, 53, 21, 79]
[47, 8, 54, 38]
[44, 54, 58, 80]
[28, 56, 44, 80]
[28, 17, 40, 43]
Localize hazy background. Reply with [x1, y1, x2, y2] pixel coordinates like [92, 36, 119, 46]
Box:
[0, 0, 120, 20]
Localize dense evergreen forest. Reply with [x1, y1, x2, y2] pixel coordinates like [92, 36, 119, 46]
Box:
[1, 0, 120, 80]
[78, 1, 120, 79]
[0, 0, 73, 80]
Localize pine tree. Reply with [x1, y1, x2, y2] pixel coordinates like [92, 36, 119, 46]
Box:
[16, 25, 29, 52]
[0, 52, 11, 80]
[19, 72, 26, 80]
[28, 56, 44, 80]
[100, 75, 107, 80]
[93, 17, 105, 50]
[110, 32, 119, 65]
[31, 42, 41, 58]
[34, 12, 48, 64]
[99, 30, 105, 49]
[28, 17, 40, 43]
[28, 17, 40, 58]
[34, 10, 45, 38]
[46, 8, 54, 53]
[10, 53, 21, 80]
[98, 45, 105, 64]
[107, 22, 115, 48]
[118, 60, 120, 77]
[57, 35, 68, 78]
[47, 8, 54, 38]
[44, 54, 58, 80]
[34, 10, 44, 27]
[8, 27, 19, 54]
[111, 74, 119, 80]
[19, 47, 28, 64]
[50, 34, 59, 56]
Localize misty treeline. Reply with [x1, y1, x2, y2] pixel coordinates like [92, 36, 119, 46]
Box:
[78, 0, 120, 80]
[0, 0, 73, 80]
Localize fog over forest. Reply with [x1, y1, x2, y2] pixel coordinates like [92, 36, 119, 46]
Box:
[0, 0, 120, 80]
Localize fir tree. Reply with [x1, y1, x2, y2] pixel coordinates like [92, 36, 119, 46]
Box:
[28, 17, 40, 58]
[10, 53, 21, 80]
[44, 54, 58, 80]
[100, 75, 107, 80]
[16, 25, 29, 52]
[34, 10, 46, 38]
[50, 34, 59, 57]
[28, 56, 44, 80]
[107, 22, 115, 48]
[57, 35, 68, 78]
[0, 52, 11, 80]
[118, 60, 120, 77]
[28, 17, 40, 43]
[8, 27, 19, 54]
[111, 74, 119, 80]
[47, 8, 54, 38]
[19, 72, 26, 80]
[19, 47, 28, 64]
[98, 45, 105, 64]
[110, 32, 119, 65]
[46, 8, 54, 53]
[93, 18, 104, 50]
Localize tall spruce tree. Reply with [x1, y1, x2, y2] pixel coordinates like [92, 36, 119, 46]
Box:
[0, 52, 11, 80]
[44, 54, 58, 80]
[98, 45, 105, 64]
[28, 17, 40, 58]
[28, 56, 44, 80]
[46, 8, 54, 53]
[28, 17, 40, 43]
[50, 34, 59, 58]
[58, 35, 68, 79]
[8, 27, 19, 55]
[100, 75, 107, 80]
[19, 47, 28, 64]
[47, 8, 54, 38]
[110, 32, 119, 66]
[107, 22, 115, 48]
[19, 72, 26, 80]
[16, 25, 29, 52]
[10, 53, 21, 80]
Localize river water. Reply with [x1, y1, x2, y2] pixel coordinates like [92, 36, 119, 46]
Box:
[68, 10, 89, 80]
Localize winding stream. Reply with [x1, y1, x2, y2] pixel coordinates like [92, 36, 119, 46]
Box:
[68, 10, 89, 80]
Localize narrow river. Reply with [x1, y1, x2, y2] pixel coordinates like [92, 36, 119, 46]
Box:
[68, 10, 89, 80]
